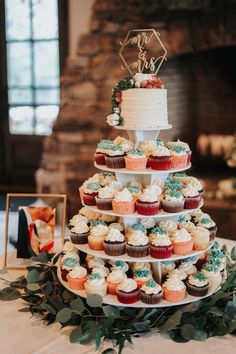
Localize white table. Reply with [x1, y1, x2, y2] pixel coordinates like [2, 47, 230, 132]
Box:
[0, 237, 236, 354]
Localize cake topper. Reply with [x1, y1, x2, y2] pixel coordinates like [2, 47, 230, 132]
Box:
[119, 29, 167, 76]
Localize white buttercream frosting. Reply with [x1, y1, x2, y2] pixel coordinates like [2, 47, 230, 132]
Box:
[140, 217, 156, 229]
[188, 273, 209, 287]
[159, 220, 178, 233]
[127, 232, 149, 246]
[109, 260, 129, 272]
[98, 186, 115, 199]
[79, 207, 101, 221]
[182, 184, 199, 197]
[69, 265, 87, 279]
[86, 273, 106, 286]
[172, 228, 192, 243]
[179, 262, 197, 275]
[108, 181, 123, 191]
[150, 234, 172, 247]
[113, 188, 133, 202]
[62, 241, 77, 253]
[168, 268, 187, 281]
[132, 262, 151, 272]
[191, 227, 210, 243]
[107, 270, 127, 284]
[117, 278, 138, 292]
[139, 140, 157, 156]
[182, 221, 197, 233]
[141, 280, 162, 295]
[164, 277, 186, 291]
[105, 228, 125, 242]
[92, 266, 109, 277]
[120, 89, 168, 129]
[90, 224, 108, 237]
[69, 214, 88, 226]
[87, 256, 105, 269]
[113, 136, 134, 152]
[151, 146, 171, 157]
[108, 222, 124, 232]
[139, 185, 162, 202]
[71, 221, 89, 234]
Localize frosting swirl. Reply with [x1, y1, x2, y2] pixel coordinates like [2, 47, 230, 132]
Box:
[105, 228, 125, 242]
[127, 148, 146, 159]
[141, 280, 162, 295]
[109, 260, 129, 272]
[150, 233, 172, 247]
[107, 270, 127, 284]
[172, 228, 192, 243]
[159, 220, 177, 234]
[87, 256, 105, 269]
[132, 262, 151, 272]
[127, 232, 149, 246]
[90, 224, 108, 237]
[164, 277, 186, 291]
[92, 266, 109, 277]
[133, 270, 153, 281]
[139, 185, 162, 202]
[182, 184, 199, 197]
[188, 272, 208, 287]
[98, 186, 116, 199]
[86, 272, 106, 286]
[71, 221, 89, 234]
[191, 226, 210, 243]
[108, 222, 124, 232]
[168, 268, 187, 281]
[151, 146, 170, 157]
[114, 188, 133, 202]
[69, 265, 87, 279]
[139, 140, 157, 156]
[140, 217, 156, 229]
[117, 278, 138, 292]
[179, 262, 197, 275]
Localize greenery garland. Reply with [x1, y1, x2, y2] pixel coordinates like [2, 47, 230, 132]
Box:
[0, 246, 236, 354]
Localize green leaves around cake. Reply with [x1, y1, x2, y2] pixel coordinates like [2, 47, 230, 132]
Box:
[86, 294, 103, 308]
[0, 287, 21, 301]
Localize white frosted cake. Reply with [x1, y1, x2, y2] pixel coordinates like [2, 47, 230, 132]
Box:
[120, 88, 168, 129]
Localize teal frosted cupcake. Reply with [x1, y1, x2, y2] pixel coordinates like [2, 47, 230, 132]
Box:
[186, 272, 209, 296]
[95, 139, 114, 165]
[125, 148, 147, 170]
[140, 279, 163, 304]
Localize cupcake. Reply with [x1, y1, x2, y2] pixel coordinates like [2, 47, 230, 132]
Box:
[167, 268, 188, 283]
[149, 227, 173, 259]
[107, 180, 123, 192]
[113, 136, 134, 152]
[86, 256, 105, 271]
[196, 216, 217, 241]
[172, 228, 194, 255]
[169, 146, 188, 168]
[161, 261, 176, 278]
[70, 220, 90, 244]
[109, 260, 129, 273]
[62, 241, 77, 255]
[68, 214, 88, 230]
[182, 221, 197, 234]
[177, 214, 191, 228]
[161, 190, 185, 213]
[103, 228, 126, 256]
[191, 226, 210, 251]
[165, 178, 184, 193]
[116, 278, 140, 304]
[148, 146, 172, 170]
[139, 140, 157, 158]
[179, 261, 197, 276]
[67, 265, 88, 290]
[140, 280, 163, 304]
[91, 266, 110, 278]
[95, 186, 115, 210]
[182, 184, 201, 209]
[127, 182, 143, 201]
[126, 224, 149, 258]
[133, 270, 153, 288]
[61, 252, 80, 282]
[167, 140, 191, 165]
[98, 172, 116, 186]
[105, 146, 126, 168]
[125, 148, 148, 170]
[188, 178, 204, 196]
[108, 222, 124, 233]
[140, 217, 156, 235]
[159, 219, 178, 238]
[202, 260, 222, 280]
[94, 139, 114, 165]
[112, 188, 135, 214]
[186, 272, 209, 297]
[162, 277, 186, 302]
[84, 272, 107, 297]
[82, 182, 101, 206]
[88, 224, 108, 251]
[135, 185, 162, 215]
[107, 270, 127, 295]
[131, 262, 151, 272]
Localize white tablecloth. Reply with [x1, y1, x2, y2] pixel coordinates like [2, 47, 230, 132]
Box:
[0, 238, 236, 354]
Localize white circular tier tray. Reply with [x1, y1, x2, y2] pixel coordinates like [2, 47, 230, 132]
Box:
[94, 163, 192, 175]
[82, 201, 203, 219]
[114, 125, 172, 131]
[57, 268, 222, 308]
[73, 240, 214, 263]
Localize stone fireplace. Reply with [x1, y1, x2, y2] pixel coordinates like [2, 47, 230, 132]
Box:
[37, 0, 236, 224]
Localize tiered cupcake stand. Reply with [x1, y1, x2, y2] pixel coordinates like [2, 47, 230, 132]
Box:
[58, 127, 223, 307]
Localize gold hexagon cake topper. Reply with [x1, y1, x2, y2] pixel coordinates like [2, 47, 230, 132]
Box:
[119, 29, 167, 76]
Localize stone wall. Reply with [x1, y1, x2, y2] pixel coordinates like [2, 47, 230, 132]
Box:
[37, 0, 236, 216]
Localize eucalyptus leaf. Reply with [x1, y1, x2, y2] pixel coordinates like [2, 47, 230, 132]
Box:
[133, 320, 150, 332]
[103, 305, 120, 319]
[86, 294, 103, 308]
[27, 283, 41, 291]
[159, 310, 182, 331]
[95, 329, 102, 350]
[56, 308, 73, 323]
[27, 269, 40, 284]
[101, 349, 116, 354]
[143, 308, 158, 321]
[70, 328, 83, 343]
[31, 252, 49, 263]
[193, 329, 208, 341]
[231, 246, 236, 261]
[41, 303, 57, 315]
[0, 287, 21, 301]
[70, 297, 85, 313]
[180, 324, 196, 340]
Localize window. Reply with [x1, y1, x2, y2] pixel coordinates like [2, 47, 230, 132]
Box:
[5, 0, 60, 135]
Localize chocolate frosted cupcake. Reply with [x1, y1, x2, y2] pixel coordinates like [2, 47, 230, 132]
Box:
[186, 272, 209, 297]
[116, 278, 140, 304]
[126, 224, 149, 258]
[103, 228, 126, 256]
[140, 279, 163, 304]
[105, 145, 126, 168]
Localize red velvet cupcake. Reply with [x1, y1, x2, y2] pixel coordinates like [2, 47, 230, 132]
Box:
[82, 182, 101, 206]
[182, 184, 201, 209]
[149, 227, 173, 259]
[136, 185, 162, 216]
[148, 146, 172, 170]
[94, 139, 114, 165]
[116, 278, 140, 304]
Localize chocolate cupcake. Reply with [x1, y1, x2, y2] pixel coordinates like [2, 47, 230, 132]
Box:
[161, 190, 184, 213]
[95, 186, 115, 210]
[105, 145, 126, 169]
[126, 224, 149, 258]
[186, 272, 209, 297]
[140, 279, 163, 304]
[103, 228, 126, 256]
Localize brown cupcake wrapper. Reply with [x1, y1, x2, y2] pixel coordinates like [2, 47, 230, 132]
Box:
[161, 199, 184, 213]
[186, 281, 209, 297]
[126, 244, 149, 258]
[95, 197, 113, 210]
[70, 231, 89, 244]
[140, 291, 163, 304]
[105, 155, 125, 169]
[103, 242, 126, 256]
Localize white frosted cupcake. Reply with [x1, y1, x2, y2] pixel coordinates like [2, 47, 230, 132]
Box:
[159, 219, 178, 238]
[84, 272, 107, 297]
[191, 226, 210, 251]
[67, 265, 88, 290]
[116, 278, 140, 304]
[107, 270, 127, 295]
[172, 228, 193, 255]
[88, 224, 108, 251]
[112, 188, 135, 214]
[103, 228, 126, 256]
[126, 224, 149, 258]
[140, 280, 163, 304]
[179, 262, 197, 276]
[163, 276, 186, 302]
[95, 186, 116, 210]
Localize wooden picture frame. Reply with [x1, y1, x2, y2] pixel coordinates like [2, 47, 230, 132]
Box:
[3, 193, 67, 270]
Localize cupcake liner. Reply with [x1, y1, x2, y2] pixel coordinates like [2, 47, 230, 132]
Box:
[148, 155, 172, 170]
[208, 225, 217, 241]
[193, 240, 209, 251]
[163, 286, 186, 302]
[126, 244, 149, 258]
[103, 241, 126, 256]
[171, 155, 188, 169]
[124, 156, 148, 170]
[184, 195, 201, 209]
[82, 192, 98, 206]
[70, 231, 89, 244]
[112, 200, 135, 214]
[186, 281, 209, 297]
[105, 155, 126, 169]
[95, 197, 113, 210]
[161, 199, 184, 213]
[94, 152, 106, 165]
[79, 187, 84, 201]
[67, 275, 87, 290]
[172, 239, 194, 255]
[135, 200, 160, 216]
[61, 269, 69, 282]
[150, 244, 173, 259]
[88, 235, 105, 251]
[187, 151, 192, 164]
[107, 281, 119, 295]
[140, 291, 163, 304]
[116, 288, 140, 304]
